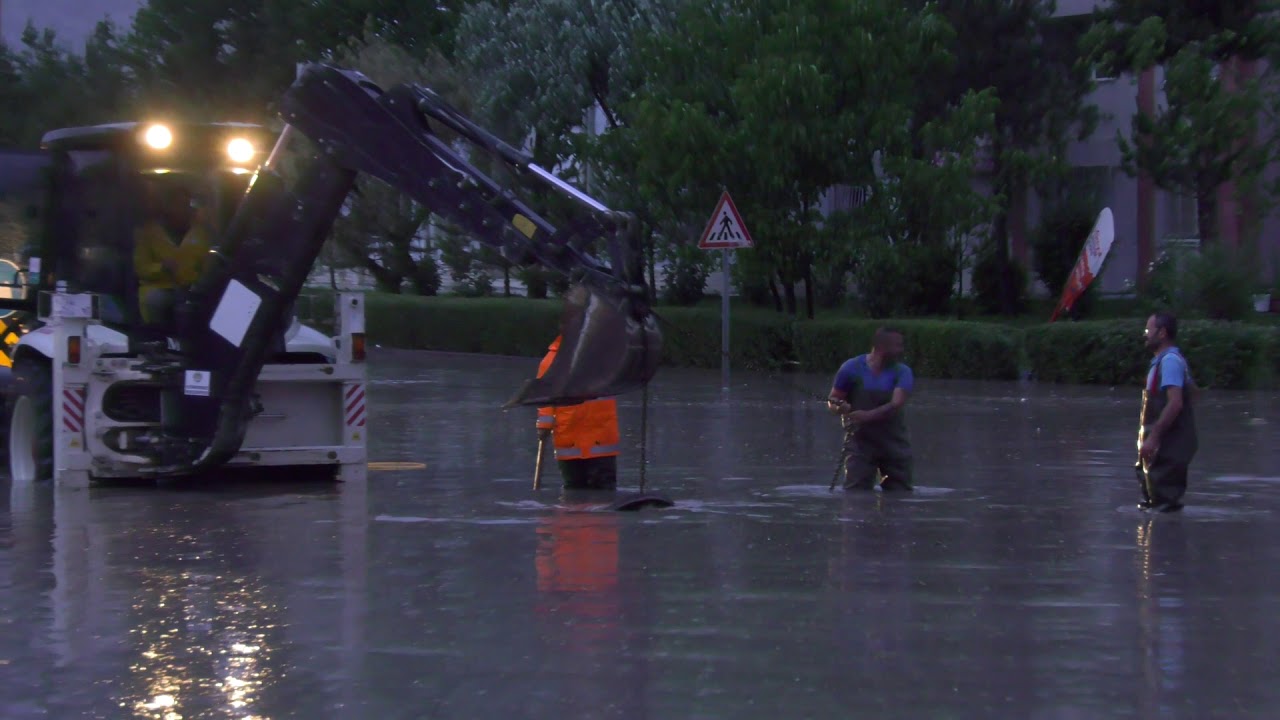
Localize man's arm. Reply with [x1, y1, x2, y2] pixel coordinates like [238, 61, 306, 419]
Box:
[826, 361, 855, 414]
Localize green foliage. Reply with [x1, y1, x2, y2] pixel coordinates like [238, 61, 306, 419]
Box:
[603, 0, 990, 317]
[1031, 179, 1105, 318]
[792, 318, 1022, 381]
[300, 0, 472, 62]
[660, 243, 713, 306]
[649, 308, 794, 371]
[732, 250, 782, 309]
[902, 0, 1099, 315]
[354, 293, 1279, 390]
[1084, 3, 1280, 245]
[1025, 318, 1279, 389]
[437, 233, 494, 297]
[365, 295, 562, 355]
[358, 294, 1021, 380]
[0, 23, 133, 147]
[971, 241, 1029, 315]
[1140, 244, 1256, 321]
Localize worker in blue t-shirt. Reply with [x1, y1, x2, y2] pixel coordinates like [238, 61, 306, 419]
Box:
[826, 326, 915, 492]
[1137, 311, 1199, 512]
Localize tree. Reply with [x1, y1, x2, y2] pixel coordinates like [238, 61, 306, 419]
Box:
[456, 0, 695, 303]
[298, 0, 476, 62]
[120, 0, 303, 120]
[1084, 2, 1280, 247]
[608, 0, 993, 317]
[0, 22, 133, 147]
[855, 103, 1000, 317]
[912, 0, 1100, 315]
[321, 28, 479, 295]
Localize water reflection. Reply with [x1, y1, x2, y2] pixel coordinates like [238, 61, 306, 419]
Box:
[11, 478, 366, 719]
[124, 561, 279, 719]
[534, 493, 623, 717]
[1135, 517, 1188, 720]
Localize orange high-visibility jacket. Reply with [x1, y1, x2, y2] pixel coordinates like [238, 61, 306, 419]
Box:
[536, 336, 620, 461]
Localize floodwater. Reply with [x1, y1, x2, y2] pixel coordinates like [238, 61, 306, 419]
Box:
[2, 348, 1279, 720]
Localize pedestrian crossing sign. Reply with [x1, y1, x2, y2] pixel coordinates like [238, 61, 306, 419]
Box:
[697, 191, 754, 250]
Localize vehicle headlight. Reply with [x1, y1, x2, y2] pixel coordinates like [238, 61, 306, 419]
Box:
[227, 137, 255, 164]
[142, 124, 172, 150]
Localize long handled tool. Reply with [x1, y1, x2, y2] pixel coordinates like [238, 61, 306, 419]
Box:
[533, 433, 548, 490]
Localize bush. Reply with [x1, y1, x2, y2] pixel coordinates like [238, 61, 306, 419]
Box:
[1141, 244, 1255, 321]
[1025, 319, 1280, 389]
[366, 295, 563, 355]
[351, 294, 1278, 390]
[971, 242, 1029, 315]
[792, 318, 1021, 381]
[357, 295, 1021, 380]
[1031, 181, 1105, 319]
[648, 307, 793, 370]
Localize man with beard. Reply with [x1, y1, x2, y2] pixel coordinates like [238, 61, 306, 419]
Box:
[1137, 311, 1199, 512]
[827, 327, 915, 492]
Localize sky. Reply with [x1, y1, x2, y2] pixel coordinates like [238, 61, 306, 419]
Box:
[1, 0, 141, 50]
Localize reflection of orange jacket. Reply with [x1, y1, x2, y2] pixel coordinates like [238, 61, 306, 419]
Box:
[535, 513, 619, 596]
[536, 336, 620, 461]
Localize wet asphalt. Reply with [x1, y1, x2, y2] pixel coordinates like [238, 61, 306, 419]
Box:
[2, 348, 1279, 719]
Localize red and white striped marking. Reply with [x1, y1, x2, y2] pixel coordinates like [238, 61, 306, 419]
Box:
[345, 384, 366, 428]
[62, 387, 86, 433]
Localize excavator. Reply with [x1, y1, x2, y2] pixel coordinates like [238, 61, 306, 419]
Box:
[0, 63, 663, 486]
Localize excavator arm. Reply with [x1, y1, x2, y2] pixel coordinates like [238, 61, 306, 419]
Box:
[157, 64, 661, 472]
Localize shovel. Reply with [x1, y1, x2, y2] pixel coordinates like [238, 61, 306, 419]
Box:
[533, 433, 549, 491]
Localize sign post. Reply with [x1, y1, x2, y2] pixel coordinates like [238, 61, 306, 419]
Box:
[1049, 208, 1115, 322]
[697, 191, 754, 389]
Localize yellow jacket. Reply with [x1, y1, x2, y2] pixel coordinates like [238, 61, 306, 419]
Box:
[536, 336, 620, 461]
[134, 221, 211, 310]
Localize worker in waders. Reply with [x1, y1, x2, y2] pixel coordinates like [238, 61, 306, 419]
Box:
[1137, 312, 1198, 513]
[826, 327, 915, 492]
[536, 335, 621, 490]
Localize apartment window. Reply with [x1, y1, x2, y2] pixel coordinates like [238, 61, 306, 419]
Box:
[826, 184, 872, 212]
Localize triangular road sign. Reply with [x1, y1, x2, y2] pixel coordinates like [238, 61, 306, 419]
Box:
[698, 191, 754, 249]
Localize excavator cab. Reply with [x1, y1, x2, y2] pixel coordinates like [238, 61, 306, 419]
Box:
[0, 122, 273, 339]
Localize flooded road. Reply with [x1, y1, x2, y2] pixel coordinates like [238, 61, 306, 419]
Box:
[2, 348, 1279, 719]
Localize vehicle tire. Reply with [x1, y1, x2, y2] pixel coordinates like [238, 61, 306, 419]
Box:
[8, 356, 53, 484]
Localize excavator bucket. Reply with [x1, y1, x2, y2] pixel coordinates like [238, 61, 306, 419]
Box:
[505, 283, 662, 408]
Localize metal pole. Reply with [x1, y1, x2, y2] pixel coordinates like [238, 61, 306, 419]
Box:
[721, 248, 730, 389]
[533, 434, 547, 490]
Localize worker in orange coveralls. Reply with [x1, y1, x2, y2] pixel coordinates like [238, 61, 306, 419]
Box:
[535, 335, 621, 490]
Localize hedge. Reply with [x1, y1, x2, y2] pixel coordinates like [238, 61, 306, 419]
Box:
[298, 292, 1279, 390]
[792, 318, 1022, 381]
[334, 293, 1022, 381]
[1024, 319, 1280, 390]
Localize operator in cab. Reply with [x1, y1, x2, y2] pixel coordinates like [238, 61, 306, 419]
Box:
[536, 335, 622, 490]
[134, 183, 212, 326]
